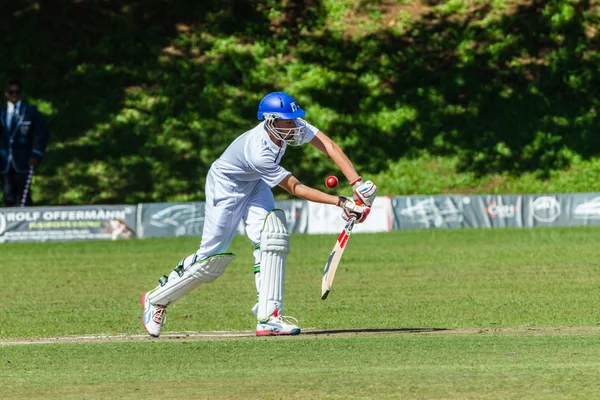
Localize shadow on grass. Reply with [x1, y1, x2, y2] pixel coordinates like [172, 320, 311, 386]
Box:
[304, 328, 448, 335]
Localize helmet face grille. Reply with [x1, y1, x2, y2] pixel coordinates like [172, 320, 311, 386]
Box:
[265, 118, 307, 146]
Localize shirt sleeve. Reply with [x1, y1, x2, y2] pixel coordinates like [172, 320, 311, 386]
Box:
[247, 147, 292, 188]
[298, 119, 319, 145]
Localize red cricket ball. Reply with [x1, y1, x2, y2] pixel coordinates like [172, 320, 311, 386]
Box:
[325, 175, 339, 189]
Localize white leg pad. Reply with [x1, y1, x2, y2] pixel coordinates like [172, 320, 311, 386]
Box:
[257, 209, 290, 321]
[148, 253, 235, 306]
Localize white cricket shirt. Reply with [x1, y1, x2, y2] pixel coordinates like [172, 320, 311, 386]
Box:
[213, 120, 318, 188]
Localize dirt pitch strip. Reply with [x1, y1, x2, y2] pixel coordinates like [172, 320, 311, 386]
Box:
[2, 326, 598, 346]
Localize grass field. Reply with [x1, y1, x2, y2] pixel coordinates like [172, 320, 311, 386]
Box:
[2, 227, 600, 399]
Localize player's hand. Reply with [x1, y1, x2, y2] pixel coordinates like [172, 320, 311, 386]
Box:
[337, 196, 371, 223]
[351, 177, 377, 207]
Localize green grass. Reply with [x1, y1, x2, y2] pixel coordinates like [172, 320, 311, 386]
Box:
[2, 227, 600, 398]
[4, 335, 600, 399]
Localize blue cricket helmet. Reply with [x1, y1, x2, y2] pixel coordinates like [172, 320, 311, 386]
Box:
[257, 92, 306, 120]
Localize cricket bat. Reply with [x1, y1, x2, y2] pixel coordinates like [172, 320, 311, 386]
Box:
[321, 217, 356, 300]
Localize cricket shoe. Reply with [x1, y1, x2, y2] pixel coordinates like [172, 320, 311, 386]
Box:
[256, 310, 301, 336]
[142, 292, 167, 338]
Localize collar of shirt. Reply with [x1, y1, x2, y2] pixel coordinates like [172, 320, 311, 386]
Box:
[260, 122, 287, 153]
[7, 100, 21, 115]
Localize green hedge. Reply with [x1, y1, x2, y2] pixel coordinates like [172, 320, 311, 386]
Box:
[1, 0, 600, 205]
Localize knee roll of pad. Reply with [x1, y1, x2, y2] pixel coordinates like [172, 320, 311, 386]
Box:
[260, 210, 290, 260]
[261, 210, 289, 254]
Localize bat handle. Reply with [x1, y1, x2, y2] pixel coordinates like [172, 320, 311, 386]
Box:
[350, 199, 363, 221]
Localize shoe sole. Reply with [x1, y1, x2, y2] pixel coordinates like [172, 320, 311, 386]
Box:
[256, 328, 301, 336]
[141, 292, 160, 338]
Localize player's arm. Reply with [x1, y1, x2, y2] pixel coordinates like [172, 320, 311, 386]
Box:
[309, 131, 360, 184]
[278, 174, 371, 222]
[278, 174, 338, 205]
[309, 130, 378, 207]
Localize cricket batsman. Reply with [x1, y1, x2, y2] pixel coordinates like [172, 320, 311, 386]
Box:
[142, 92, 378, 337]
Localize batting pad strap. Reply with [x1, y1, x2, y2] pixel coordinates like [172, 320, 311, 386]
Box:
[148, 253, 235, 306]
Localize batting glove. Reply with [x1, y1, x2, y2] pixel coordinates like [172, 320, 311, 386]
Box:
[350, 177, 378, 207]
[337, 196, 371, 223]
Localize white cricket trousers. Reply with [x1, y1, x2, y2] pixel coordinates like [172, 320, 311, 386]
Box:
[153, 167, 273, 303]
[196, 167, 274, 263]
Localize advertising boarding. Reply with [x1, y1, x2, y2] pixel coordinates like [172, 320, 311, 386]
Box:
[0, 205, 137, 243]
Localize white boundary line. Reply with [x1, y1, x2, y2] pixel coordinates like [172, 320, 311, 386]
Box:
[0, 328, 416, 346]
[3, 326, 597, 346]
[0, 331, 256, 346]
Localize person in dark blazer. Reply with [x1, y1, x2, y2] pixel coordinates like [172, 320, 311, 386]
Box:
[0, 79, 50, 207]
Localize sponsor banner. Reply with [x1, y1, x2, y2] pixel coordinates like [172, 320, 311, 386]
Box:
[137, 202, 205, 238]
[3, 192, 600, 243]
[393, 196, 467, 229]
[0, 205, 137, 243]
[523, 193, 600, 227]
[523, 194, 564, 226]
[392, 193, 600, 230]
[307, 196, 392, 234]
[465, 195, 523, 228]
[570, 193, 600, 224]
[138, 200, 309, 238]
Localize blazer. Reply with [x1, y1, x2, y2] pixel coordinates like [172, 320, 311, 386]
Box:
[0, 101, 49, 173]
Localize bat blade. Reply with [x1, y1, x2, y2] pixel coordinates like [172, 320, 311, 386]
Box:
[321, 218, 355, 300]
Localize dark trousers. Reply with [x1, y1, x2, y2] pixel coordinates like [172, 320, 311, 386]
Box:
[2, 167, 33, 207]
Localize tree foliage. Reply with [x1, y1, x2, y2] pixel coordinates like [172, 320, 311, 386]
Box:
[1, 0, 600, 204]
